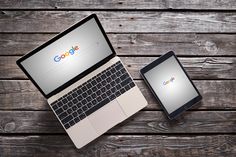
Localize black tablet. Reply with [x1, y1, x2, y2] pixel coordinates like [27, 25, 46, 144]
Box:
[140, 51, 202, 119]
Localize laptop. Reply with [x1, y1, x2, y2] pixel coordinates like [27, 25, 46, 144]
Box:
[16, 14, 147, 149]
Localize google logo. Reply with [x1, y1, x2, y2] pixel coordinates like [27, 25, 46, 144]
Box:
[163, 77, 175, 85]
[54, 45, 79, 62]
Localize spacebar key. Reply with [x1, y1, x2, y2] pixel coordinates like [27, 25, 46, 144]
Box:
[85, 98, 110, 116]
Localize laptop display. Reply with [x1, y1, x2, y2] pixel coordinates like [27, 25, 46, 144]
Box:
[19, 18, 113, 95]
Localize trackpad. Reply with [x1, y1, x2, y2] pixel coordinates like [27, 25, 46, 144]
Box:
[88, 100, 126, 135]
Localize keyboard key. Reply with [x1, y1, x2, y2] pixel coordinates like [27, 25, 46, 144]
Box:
[85, 98, 109, 116]
[91, 93, 96, 99]
[106, 71, 111, 76]
[129, 82, 135, 88]
[68, 101, 73, 107]
[106, 90, 111, 95]
[116, 84, 121, 90]
[106, 77, 111, 83]
[79, 113, 86, 120]
[52, 104, 58, 110]
[64, 123, 70, 129]
[96, 90, 101, 96]
[72, 92, 78, 98]
[109, 94, 116, 101]
[62, 98, 68, 104]
[87, 102, 92, 108]
[97, 77, 101, 82]
[101, 93, 107, 99]
[111, 87, 116, 93]
[82, 105, 88, 111]
[82, 86, 87, 91]
[111, 74, 116, 79]
[69, 120, 75, 126]
[62, 115, 73, 124]
[92, 86, 97, 92]
[101, 80, 106, 86]
[57, 101, 63, 107]
[82, 99, 87, 105]
[87, 89, 92, 95]
[55, 108, 63, 115]
[59, 112, 67, 119]
[120, 68, 126, 74]
[77, 108, 83, 114]
[86, 96, 92, 102]
[67, 108, 73, 114]
[97, 96, 102, 102]
[101, 74, 106, 79]
[92, 99, 97, 105]
[72, 98, 78, 104]
[87, 83, 92, 89]
[120, 88, 125, 94]
[97, 83, 102, 88]
[101, 87, 106, 92]
[115, 91, 121, 97]
[72, 111, 78, 117]
[72, 105, 77, 111]
[74, 117, 80, 123]
[115, 63, 123, 70]
[76, 102, 82, 108]
[63, 105, 68, 110]
[125, 85, 130, 91]
[91, 80, 97, 86]
[115, 78, 121, 84]
[76, 89, 82, 95]
[77, 95, 83, 101]
[121, 78, 132, 86]
[67, 95, 73, 101]
[121, 73, 129, 80]
[106, 84, 111, 89]
[111, 81, 115, 86]
[82, 92, 87, 98]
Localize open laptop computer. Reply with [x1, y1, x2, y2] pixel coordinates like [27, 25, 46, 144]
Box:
[16, 14, 147, 149]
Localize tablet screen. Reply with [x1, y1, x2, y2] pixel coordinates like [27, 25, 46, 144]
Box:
[144, 56, 199, 114]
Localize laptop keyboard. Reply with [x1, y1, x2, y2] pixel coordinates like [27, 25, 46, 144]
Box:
[51, 61, 135, 129]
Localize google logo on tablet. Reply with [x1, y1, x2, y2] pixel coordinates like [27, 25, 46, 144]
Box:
[54, 45, 79, 62]
[163, 77, 175, 85]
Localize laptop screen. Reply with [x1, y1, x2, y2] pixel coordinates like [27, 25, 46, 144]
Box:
[20, 17, 113, 95]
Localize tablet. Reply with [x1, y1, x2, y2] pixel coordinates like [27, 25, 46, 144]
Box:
[140, 51, 202, 119]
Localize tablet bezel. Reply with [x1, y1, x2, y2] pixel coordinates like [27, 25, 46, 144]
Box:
[140, 51, 202, 119]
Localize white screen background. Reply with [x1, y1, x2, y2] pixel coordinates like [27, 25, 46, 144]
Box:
[21, 18, 113, 94]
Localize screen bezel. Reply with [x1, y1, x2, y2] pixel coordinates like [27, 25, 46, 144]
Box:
[140, 51, 202, 119]
[16, 14, 116, 98]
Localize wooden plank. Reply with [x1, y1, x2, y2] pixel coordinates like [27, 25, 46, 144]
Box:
[1, 56, 235, 79]
[0, 135, 235, 157]
[0, 80, 235, 110]
[0, 111, 235, 133]
[0, 0, 235, 10]
[0, 11, 235, 33]
[1, 33, 236, 56]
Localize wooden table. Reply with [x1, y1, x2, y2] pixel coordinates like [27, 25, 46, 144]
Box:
[0, 1, 236, 156]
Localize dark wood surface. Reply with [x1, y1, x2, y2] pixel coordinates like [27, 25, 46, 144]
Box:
[0, 1, 235, 156]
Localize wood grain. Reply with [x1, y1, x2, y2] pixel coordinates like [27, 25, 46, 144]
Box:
[0, 0, 236, 10]
[0, 11, 235, 33]
[1, 56, 235, 79]
[0, 135, 235, 157]
[1, 33, 236, 56]
[0, 80, 235, 110]
[0, 110, 235, 133]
